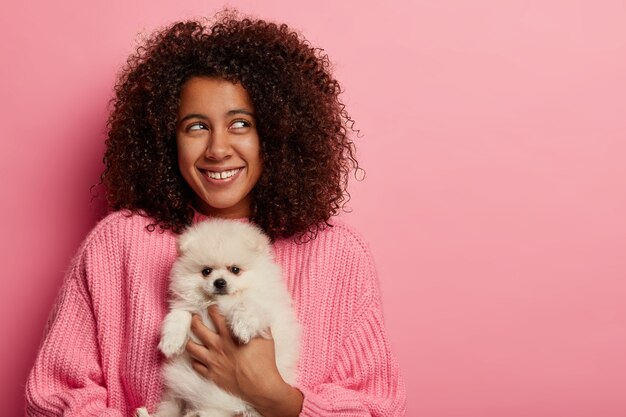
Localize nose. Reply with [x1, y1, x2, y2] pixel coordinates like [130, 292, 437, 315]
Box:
[213, 278, 227, 290]
[205, 130, 232, 160]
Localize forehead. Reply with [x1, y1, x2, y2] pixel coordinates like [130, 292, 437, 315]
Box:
[178, 77, 254, 115]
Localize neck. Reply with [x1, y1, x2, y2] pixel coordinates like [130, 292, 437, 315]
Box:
[192, 197, 251, 220]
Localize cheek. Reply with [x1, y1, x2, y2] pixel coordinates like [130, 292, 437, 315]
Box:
[247, 140, 263, 177]
[177, 139, 191, 163]
[230, 275, 249, 289]
[171, 273, 201, 295]
[241, 134, 262, 163]
[175, 154, 193, 189]
[176, 137, 203, 175]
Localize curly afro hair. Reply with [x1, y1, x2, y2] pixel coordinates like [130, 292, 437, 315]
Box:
[102, 11, 360, 240]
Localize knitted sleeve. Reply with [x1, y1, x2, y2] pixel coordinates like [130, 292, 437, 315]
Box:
[25, 235, 124, 416]
[297, 228, 407, 417]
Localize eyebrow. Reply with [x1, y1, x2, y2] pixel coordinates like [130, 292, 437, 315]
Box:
[178, 109, 256, 124]
[228, 109, 255, 117]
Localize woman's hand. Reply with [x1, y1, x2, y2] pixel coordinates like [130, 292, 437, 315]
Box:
[186, 305, 303, 417]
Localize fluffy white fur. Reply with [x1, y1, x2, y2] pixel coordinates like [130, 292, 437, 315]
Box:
[136, 219, 300, 417]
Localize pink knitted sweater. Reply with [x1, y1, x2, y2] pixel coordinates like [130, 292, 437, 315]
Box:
[25, 211, 406, 416]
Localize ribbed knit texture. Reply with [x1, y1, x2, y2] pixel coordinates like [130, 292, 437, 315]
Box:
[25, 211, 406, 416]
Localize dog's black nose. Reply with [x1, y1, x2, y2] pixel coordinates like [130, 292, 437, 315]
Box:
[213, 278, 227, 290]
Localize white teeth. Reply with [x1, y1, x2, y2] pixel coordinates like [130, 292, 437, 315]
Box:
[205, 168, 241, 180]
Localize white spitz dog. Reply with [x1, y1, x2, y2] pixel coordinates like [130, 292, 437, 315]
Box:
[136, 219, 300, 417]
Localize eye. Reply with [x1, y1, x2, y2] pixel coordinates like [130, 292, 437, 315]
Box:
[188, 122, 208, 132]
[230, 120, 250, 130]
[201, 267, 212, 277]
[229, 266, 241, 275]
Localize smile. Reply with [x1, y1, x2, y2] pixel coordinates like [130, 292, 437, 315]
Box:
[202, 168, 243, 181]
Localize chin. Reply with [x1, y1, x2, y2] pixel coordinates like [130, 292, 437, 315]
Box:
[135, 219, 300, 417]
[194, 193, 252, 217]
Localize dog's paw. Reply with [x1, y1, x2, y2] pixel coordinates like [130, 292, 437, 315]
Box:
[231, 316, 263, 344]
[234, 327, 253, 344]
[135, 407, 151, 417]
[158, 328, 188, 358]
[159, 310, 192, 358]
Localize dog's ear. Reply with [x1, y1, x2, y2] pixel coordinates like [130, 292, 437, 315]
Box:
[176, 228, 194, 255]
[244, 226, 271, 257]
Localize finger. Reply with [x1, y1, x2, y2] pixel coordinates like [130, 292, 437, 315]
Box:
[185, 339, 210, 362]
[191, 358, 211, 379]
[259, 326, 273, 340]
[208, 305, 232, 339]
[190, 314, 220, 348]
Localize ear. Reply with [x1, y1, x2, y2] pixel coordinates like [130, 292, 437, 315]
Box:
[245, 226, 271, 256]
[176, 228, 194, 255]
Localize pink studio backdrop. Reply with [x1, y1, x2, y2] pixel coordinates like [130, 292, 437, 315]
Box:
[1, 1, 625, 416]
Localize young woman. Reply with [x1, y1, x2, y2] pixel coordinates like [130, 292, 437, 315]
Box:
[26, 12, 406, 416]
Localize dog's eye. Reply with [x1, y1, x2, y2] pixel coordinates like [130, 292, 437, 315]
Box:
[229, 266, 241, 275]
[201, 267, 212, 277]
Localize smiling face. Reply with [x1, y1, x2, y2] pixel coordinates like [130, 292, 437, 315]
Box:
[176, 77, 262, 218]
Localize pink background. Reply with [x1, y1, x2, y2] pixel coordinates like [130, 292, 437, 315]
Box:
[2, 1, 625, 416]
